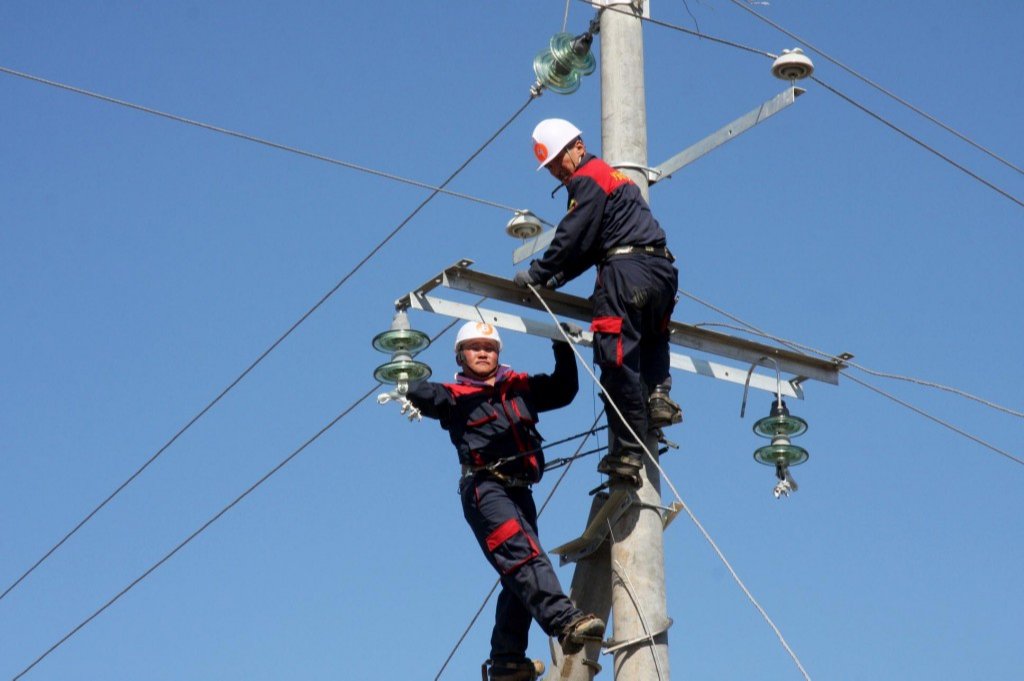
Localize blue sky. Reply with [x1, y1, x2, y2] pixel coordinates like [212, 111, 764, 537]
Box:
[2, 1, 1022, 679]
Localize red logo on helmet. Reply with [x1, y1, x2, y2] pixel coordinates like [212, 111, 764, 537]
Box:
[533, 142, 548, 164]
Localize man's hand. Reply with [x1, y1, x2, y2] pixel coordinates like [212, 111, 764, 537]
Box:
[513, 270, 536, 288]
[559, 321, 583, 339]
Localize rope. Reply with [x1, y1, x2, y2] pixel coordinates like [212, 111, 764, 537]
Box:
[525, 283, 814, 681]
[0, 92, 540, 605]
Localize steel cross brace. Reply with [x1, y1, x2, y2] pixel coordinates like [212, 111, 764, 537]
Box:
[394, 260, 844, 400]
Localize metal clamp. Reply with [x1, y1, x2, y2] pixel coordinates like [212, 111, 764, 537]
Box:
[603, 618, 673, 654]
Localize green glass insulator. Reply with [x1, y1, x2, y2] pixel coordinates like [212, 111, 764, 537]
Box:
[373, 359, 432, 385]
[753, 443, 809, 467]
[372, 328, 431, 354]
[549, 32, 596, 76]
[753, 413, 808, 439]
[533, 50, 581, 94]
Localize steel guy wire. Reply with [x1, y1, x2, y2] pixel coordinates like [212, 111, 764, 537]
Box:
[13, 317, 469, 679]
[678, 291, 1024, 466]
[576, 2, 1024, 210]
[0, 91, 540, 605]
[526, 284, 813, 680]
[0, 65, 552, 224]
[433, 411, 605, 681]
[723, 0, 1024, 178]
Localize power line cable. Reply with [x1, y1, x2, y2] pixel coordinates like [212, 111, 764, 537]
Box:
[578, 0, 773, 57]
[12, 316, 470, 679]
[0, 91, 539, 604]
[12, 382, 378, 680]
[678, 290, 1024, 466]
[723, 0, 1024, 178]
[810, 76, 1024, 210]
[577, 2, 1024, 209]
[681, 285, 1024, 419]
[0, 65, 548, 221]
[694, 320, 1024, 420]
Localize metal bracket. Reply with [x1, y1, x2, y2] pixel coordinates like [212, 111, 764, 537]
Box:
[550, 489, 636, 565]
[395, 260, 843, 396]
[650, 85, 805, 185]
[603, 618, 673, 654]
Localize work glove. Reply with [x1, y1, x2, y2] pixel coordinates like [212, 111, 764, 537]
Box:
[559, 321, 583, 339]
[377, 389, 422, 422]
[513, 269, 536, 288]
[544, 272, 565, 289]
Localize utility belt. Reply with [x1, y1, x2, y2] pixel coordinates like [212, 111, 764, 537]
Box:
[604, 244, 675, 263]
[460, 463, 533, 488]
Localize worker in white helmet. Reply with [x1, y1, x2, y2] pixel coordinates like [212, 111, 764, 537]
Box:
[403, 321, 605, 681]
[514, 118, 682, 485]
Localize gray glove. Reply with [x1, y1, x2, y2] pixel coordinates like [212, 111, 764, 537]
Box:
[513, 270, 536, 288]
[560, 321, 583, 338]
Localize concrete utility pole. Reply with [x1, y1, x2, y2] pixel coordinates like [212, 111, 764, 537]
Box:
[601, 2, 672, 680]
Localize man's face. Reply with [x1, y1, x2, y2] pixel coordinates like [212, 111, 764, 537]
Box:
[459, 340, 500, 378]
[546, 139, 584, 184]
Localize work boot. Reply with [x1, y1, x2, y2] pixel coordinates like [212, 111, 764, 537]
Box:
[597, 430, 644, 487]
[483, 658, 545, 681]
[558, 613, 606, 655]
[648, 388, 683, 428]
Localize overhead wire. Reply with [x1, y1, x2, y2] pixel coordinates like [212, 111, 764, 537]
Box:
[809, 76, 1024, 210]
[679, 290, 1024, 467]
[12, 380, 381, 680]
[576, 1, 1024, 210]
[15, 311, 530, 678]
[0, 65, 550, 222]
[0, 88, 541, 604]
[526, 284, 814, 681]
[722, 0, 1024, 178]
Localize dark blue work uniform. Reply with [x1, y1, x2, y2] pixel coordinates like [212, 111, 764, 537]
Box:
[405, 342, 583, 664]
[527, 154, 678, 459]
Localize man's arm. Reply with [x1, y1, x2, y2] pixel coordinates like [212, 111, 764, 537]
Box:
[527, 341, 579, 412]
[527, 177, 605, 286]
[404, 381, 453, 421]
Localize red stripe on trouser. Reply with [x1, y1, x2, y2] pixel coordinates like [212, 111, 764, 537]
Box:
[485, 518, 541, 575]
[486, 518, 522, 551]
[591, 316, 624, 367]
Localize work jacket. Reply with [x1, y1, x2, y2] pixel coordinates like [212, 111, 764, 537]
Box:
[528, 153, 668, 288]
[405, 342, 578, 483]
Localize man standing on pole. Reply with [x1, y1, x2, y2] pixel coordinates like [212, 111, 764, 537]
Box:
[514, 118, 681, 485]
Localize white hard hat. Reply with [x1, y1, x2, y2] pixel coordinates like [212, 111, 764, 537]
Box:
[455, 321, 503, 352]
[532, 118, 582, 170]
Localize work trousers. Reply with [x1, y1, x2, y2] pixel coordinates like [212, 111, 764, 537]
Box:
[461, 477, 581, 663]
[590, 255, 679, 455]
